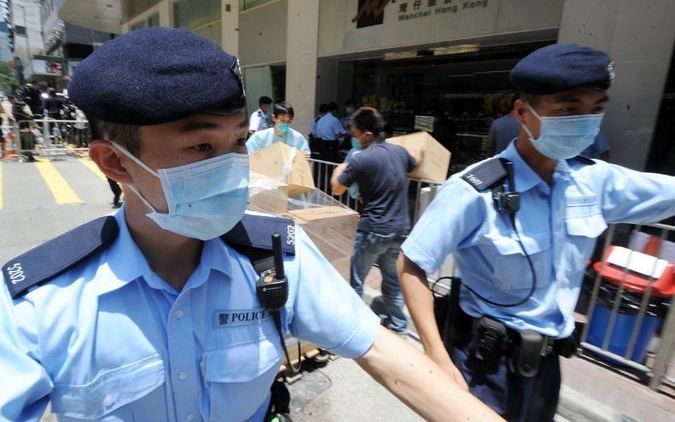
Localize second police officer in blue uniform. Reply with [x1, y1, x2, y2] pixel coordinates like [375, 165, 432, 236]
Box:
[0, 28, 503, 422]
[398, 44, 675, 421]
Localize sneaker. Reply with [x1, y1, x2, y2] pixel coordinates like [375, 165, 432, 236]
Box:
[380, 317, 407, 337]
[112, 202, 122, 209]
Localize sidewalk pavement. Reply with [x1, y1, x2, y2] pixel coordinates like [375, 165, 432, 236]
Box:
[319, 267, 675, 422]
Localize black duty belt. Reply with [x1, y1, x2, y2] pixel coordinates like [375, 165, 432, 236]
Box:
[457, 313, 577, 358]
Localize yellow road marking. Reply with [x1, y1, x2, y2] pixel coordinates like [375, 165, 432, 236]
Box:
[78, 158, 107, 181]
[35, 160, 82, 204]
[0, 162, 3, 210]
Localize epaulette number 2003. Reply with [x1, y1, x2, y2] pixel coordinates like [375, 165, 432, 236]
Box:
[5, 263, 26, 284]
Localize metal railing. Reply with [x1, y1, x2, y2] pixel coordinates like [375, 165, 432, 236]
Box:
[11, 118, 90, 161]
[578, 223, 675, 391]
[307, 158, 444, 224]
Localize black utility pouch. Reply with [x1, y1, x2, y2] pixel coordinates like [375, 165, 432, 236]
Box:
[556, 336, 578, 358]
[471, 317, 508, 366]
[509, 330, 543, 377]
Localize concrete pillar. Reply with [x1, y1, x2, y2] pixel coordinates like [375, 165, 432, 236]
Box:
[558, 0, 675, 170]
[285, 0, 319, 136]
[221, 0, 239, 56]
[159, 0, 172, 27]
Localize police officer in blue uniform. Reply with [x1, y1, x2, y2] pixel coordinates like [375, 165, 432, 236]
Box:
[0, 28, 503, 422]
[398, 44, 675, 421]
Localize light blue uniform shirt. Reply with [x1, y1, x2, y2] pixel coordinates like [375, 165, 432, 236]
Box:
[0, 210, 380, 421]
[402, 141, 675, 338]
[314, 112, 345, 141]
[246, 127, 310, 155]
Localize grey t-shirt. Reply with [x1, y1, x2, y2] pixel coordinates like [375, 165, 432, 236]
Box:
[338, 140, 416, 234]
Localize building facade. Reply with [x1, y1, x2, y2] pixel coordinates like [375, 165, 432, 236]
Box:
[0, 0, 13, 63]
[56, 0, 675, 173]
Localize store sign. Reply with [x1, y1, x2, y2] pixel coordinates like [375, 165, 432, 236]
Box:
[32, 59, 63, 76]
[351, 0, 493, 29]
[353, 0, 391, 28]
[396, 0, 489, 21]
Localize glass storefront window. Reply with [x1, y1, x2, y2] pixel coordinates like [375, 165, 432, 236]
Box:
[122, 0, 161, 22]
[130, 20, 147, 31]
[240, 0, 275, 10]
[174, 0, 221, 29]
[147, 13, 160, 28]
[174, 0, 221, 44]
[129, 13, 158, 31]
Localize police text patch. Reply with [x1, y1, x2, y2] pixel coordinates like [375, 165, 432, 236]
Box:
[214, 308, 272, 328]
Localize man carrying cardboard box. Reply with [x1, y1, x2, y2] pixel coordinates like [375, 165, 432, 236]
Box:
[331, 107, 422, 333]
[246, 101, 311, 158]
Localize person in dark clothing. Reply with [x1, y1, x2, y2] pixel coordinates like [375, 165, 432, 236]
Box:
[331, 107, 422, 332]
[107, 177, 123, 208]
[20, 84, 43, 116]
[12, 99, 36, 162]
[42, 88, 65, 143]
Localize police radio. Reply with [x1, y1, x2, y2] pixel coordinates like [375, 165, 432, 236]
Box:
[254, 233, 301, 374]
[493, 160, 520, 216]
[256, 233, 288, 310]
[461, 158, 537, 308]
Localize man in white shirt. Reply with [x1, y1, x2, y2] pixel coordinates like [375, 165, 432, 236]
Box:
[248, 96, 272, 135]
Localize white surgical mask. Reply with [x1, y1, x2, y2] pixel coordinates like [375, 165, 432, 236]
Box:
[113, 142, 249, 240]
[522, 103, 604, 160]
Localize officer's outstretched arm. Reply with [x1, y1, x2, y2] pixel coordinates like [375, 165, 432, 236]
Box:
[397, 253, 462, 383]
[355, 326, 503, 422]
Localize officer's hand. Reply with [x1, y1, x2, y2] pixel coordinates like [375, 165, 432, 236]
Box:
[430, 348, 468, 390]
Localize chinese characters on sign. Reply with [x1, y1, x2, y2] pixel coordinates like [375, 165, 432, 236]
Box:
[398, 0, 489, 21]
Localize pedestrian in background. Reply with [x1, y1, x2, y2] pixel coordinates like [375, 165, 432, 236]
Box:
[331, 107, 421, 334]
[309, 103, 328, 158]
[315, 102, 346, 162]
[487, 94, 520, 155]
[246, 101, 310, 157]
[248, 95, 273, 135]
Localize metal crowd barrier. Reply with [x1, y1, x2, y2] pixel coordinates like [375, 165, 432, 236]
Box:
[13, 119, 90, 161]
[578, 223, 675, 391]
[307, 158, 443, 223]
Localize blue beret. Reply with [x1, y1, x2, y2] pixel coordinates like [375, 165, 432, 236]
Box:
[69, 28, 245, 126]
[509, 44, 614, 95]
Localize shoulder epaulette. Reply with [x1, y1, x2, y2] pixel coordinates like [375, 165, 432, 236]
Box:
[461, 158, 508, 192]
[568, 155, 596, 165]
[222, 214, 296, 256]
[3, 216, 119, 299]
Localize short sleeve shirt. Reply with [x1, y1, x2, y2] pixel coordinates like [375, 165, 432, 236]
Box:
[338, 141, 416, 234]
[0, 210, 380, 421]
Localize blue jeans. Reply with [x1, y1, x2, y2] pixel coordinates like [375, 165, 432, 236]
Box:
[350, 230, 408, 332]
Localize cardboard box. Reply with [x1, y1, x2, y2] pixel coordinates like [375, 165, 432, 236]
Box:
[386, 131, 451, 182]
[249, 187, 289, 215]
[286, 205, 359, 280]
[249, 142, 315, 197]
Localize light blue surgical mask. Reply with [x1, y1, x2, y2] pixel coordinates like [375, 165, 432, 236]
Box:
[522, 103, 604, 160]
[276, 122, 289, 134]
[351, 137, 362, 150]
[113, 143, 249, 240]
